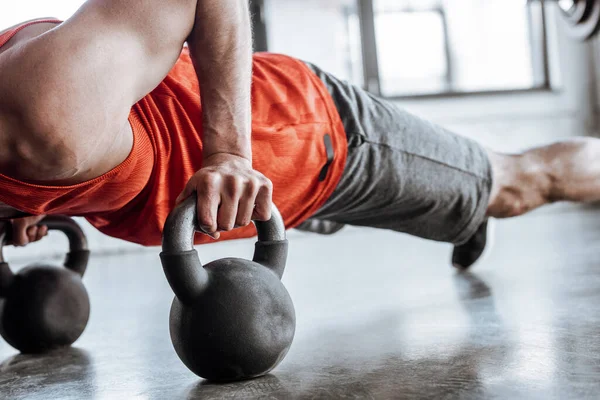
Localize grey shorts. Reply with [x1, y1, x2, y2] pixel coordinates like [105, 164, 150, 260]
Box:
[302, 63, 493, 245]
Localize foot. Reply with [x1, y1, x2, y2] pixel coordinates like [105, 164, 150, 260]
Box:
[452, 221, 489, 270]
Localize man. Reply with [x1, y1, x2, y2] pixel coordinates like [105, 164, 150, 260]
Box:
[1, 1, 599, 269]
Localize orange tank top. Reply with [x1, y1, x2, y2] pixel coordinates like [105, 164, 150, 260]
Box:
[0, 19, 347, 246]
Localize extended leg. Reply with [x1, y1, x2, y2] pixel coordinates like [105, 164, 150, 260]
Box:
[487, 138, 600, 218]
[305, 63, 493, 248]
[453, 137, 600, 269]
[300, 63, 600, 269]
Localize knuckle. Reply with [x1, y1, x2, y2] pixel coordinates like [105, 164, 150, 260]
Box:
[262, 177, 273, 191]
[235, 175, 247, 187]
[198, 171, 220, 187]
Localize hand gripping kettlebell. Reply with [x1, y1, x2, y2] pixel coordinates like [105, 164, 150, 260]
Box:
[160, 196, 296, 382]
[0, 216, 91, 354]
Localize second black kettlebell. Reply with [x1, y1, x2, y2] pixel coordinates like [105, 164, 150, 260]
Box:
[160, 196, 296, 382]
[0, 216, 90, 354]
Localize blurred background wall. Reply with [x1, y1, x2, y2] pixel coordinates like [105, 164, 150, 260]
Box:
[2, 0, 599, 261]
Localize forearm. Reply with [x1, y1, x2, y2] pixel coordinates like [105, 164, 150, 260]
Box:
[187, 0, 253, 161]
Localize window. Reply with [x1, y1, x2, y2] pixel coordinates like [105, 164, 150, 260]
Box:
[262, 0, 364, 85]
[4, 1, 549, 99]
[259, 0, 549, 98]
[375, 5, 450, 96]
[371, 0, 547, 96]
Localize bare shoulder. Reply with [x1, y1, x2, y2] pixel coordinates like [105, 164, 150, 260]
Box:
[0, 17, 133, 184]
[0, 0, 197, 185]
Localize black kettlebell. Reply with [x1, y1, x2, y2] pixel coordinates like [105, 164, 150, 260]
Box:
[160, 196, 296, 382]
[0, 216, 90, 354]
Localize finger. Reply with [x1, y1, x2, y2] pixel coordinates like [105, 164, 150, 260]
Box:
[11, 221, 28, 246]
[217, 177, 242, 232]
[236, 179, 259, 227]
[252, 178, 273, 221]
[27, 226, 38, 244]
[35, 225, 48, 241]
[39, 224, 48, 237]
[196, 173, 221, 235]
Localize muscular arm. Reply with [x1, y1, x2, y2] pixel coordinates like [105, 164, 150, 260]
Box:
[0, 1, 196, 182]
[0, 0, 252, 174]
[0, 0, 270, 234]
[189, 0, 253, 161]
[178, 0, 272, 237]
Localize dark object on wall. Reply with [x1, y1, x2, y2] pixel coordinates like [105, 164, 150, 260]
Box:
[0, 216, 90, 353]
[538, 0, 600, 40]
[160, 196, 295, 382]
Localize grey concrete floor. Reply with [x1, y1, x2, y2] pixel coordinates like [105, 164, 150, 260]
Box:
[1, 207, 600, 399]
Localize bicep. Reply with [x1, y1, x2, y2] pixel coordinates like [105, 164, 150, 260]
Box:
[0, 0, 197, 179]
[1, 0, 196, 146]
[5, 0, 194, 109]
[66, 0, 196, 104]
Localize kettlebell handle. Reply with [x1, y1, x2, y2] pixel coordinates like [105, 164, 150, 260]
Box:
[160, 195, 289, 305]
[0, 216, 90, 281]
[162, 196, 286, 250]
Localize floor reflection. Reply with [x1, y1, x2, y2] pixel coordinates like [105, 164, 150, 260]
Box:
[0, 347, 96, 399]
[184, 272, 509, 399]
[3, 210, 600, 398]
[453, 271, 493, 301]
[188, 375, 293, 399]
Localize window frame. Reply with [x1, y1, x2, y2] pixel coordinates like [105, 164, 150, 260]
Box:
[252, 0, 578, 118]
[357, 0, 552, 99]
